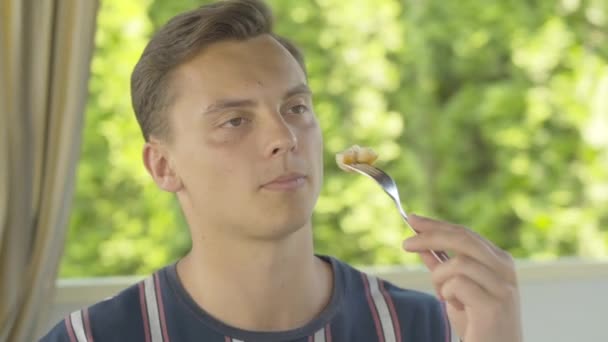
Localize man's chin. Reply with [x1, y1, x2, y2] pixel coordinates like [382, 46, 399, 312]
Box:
[242, 216, 312, 242]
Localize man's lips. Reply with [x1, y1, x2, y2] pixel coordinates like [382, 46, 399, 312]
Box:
[262, 173, 307, 190]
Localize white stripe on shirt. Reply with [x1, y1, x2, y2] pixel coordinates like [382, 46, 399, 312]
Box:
[366, 274, 396, 342]
[313, 326, 326, 342]
[144, 276, 164, 342]
[69, 310, 89, 342]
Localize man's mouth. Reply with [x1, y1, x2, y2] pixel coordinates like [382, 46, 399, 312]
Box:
[261, 172, 307, 191]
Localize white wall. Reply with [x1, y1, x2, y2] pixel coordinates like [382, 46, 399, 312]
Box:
[42, 259, 608, 341]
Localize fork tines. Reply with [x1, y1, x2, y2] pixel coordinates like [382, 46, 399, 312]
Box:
[352, 163, 382, 176]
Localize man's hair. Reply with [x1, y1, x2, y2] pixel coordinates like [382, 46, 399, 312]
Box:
[130, 0, 306, 141]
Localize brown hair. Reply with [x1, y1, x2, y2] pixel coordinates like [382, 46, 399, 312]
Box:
[130, 0, 306, 141]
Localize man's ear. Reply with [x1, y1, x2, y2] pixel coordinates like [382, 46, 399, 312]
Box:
[143, 140, 183, 192]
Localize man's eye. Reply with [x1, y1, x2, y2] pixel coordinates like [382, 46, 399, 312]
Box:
[222, 117, 246, 127]
[290, 104, 309, 115]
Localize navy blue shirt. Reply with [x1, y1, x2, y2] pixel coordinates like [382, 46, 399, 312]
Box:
[41, 256, 452, 341]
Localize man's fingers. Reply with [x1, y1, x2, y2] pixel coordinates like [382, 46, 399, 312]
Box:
[402, 215, 523, 341]
[432, 255, 514, 299]
[415, 250, 442, 271]
[441, 274, 494, 310]
[405, 215, 515, 282]
[407, 214, 445, 232]
[409, 214, 506, 258]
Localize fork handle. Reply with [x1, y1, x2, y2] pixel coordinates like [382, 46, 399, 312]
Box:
[411, 226, 450, 263]
[400, 211, 450, 263]
[429, 249, 450, 263]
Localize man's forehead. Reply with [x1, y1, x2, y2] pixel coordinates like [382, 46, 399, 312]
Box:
[183, 35, 302, 76]
[174, 36, 306, 97]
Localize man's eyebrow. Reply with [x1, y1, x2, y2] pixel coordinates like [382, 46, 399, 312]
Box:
[285, 83, 312, 98]
[201, 84, 311, 116]
[201, 99, 257, 116]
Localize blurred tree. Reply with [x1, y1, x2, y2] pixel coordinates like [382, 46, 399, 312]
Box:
[60, 0, 608, 277]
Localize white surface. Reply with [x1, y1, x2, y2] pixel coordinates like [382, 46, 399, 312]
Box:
[42, 259, 608, 341]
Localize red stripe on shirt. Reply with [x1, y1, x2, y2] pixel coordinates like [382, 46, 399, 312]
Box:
[83, 308, 94, 342]
[379, 280, 402, 342]
[139, 282, 152, 342]
[154, 273, 171, 342]
[361, 273, 385, 342]
[64, 316, 77, 342]
[325, 323, 332, 342]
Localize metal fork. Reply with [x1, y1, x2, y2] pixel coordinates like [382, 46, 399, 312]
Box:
[344, 163, 450, 263]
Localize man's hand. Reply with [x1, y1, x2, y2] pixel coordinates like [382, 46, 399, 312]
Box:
[402, 214, 523, 342]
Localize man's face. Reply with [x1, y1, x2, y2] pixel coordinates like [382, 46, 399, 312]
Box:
[160, 34, 323, 240]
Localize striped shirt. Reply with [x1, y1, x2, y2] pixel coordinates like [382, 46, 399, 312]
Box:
[40, 256, 453, 341]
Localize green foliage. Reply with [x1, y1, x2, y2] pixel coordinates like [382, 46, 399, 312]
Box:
[60, 0, 608, 277]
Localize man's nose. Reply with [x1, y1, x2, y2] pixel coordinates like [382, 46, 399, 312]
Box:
[263, 116, 298, 158]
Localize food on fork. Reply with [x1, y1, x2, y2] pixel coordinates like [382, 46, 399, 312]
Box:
[335, 145, 378, 171]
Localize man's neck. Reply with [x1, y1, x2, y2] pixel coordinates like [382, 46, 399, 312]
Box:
[176, 223, 334, 332]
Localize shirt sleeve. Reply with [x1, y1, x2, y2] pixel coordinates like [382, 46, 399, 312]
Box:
[38, 318, 72, 342]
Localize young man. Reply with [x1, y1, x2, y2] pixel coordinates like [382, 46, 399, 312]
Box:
[41, 0, 522, 341]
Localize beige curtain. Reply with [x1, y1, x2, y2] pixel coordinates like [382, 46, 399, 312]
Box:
[0, 1, 99, 341]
